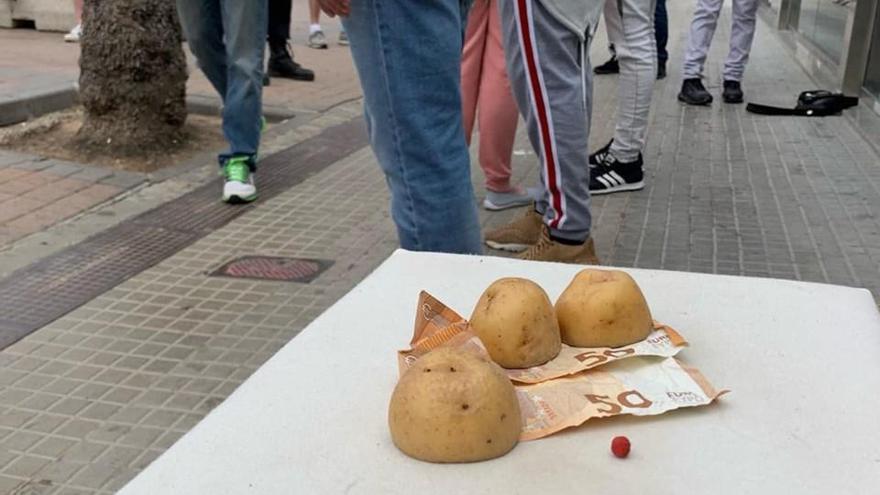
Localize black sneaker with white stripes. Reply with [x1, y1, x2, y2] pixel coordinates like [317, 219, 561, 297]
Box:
[589, 153, 645, 195]
[589, 139, 613, 167]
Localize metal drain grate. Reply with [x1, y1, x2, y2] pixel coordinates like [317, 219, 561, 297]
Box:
[212, 256, 332, 283]
[0, 117, 366, 350]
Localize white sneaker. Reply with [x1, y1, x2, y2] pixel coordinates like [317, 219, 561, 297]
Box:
[483, 187, 540, 211]
[308, 31, 328, 49]
[222, 159, 257, 203]
[64, 24, 82, 43]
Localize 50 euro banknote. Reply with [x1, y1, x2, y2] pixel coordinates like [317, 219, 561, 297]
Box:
[399, 291, 689, 383]
[398, 291, 727, 441]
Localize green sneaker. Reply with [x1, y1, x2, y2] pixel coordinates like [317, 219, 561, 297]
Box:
[222, 157, 257, 203]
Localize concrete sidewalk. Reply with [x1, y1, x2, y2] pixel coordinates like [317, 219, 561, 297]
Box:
[0, 1, 360, 119]
[0, 2, 878, 495]
[0, 0, 361, 261]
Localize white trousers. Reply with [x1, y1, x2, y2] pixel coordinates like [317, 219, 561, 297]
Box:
[604, 0, 657, 162]
[682, 0, 759, 81]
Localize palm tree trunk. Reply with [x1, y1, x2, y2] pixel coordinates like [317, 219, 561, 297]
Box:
[77, 0, 188, 153]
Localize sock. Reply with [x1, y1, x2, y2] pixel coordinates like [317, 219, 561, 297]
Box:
[309, 24, 322, 35]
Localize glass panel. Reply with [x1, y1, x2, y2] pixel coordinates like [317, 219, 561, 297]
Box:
[797, 0, 853, 62]
[864, 3, 880, 97]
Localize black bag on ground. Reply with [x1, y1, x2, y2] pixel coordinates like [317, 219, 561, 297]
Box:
[746, 90, 859, 117]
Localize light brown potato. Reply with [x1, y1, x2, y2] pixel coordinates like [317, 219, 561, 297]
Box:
[470, 278, 562, 369]
[556, 269, 653, 348]
[388, 347, 521, 463]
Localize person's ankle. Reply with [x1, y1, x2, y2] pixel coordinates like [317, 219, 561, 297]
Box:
[548, 233, 584, 246]
[309, 24, 322, 34]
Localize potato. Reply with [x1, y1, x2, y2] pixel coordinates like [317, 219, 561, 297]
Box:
[388, 347, 521, 463]
[556, 269, 653, 348]
[470, 278, 562, 369]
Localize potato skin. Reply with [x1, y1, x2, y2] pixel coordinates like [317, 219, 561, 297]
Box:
[470, 278, 562, 369]
[388, 348, 521, 463]
[555, 269, 653, 348]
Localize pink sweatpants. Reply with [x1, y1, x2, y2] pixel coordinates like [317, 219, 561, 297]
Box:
[461, 0, 520, 193]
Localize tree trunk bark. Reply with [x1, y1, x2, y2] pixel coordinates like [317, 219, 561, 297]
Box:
[77, 0, 188, 154]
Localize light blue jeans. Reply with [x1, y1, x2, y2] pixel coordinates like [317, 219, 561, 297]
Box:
[341, 0, 483, 254]
[176, 0, 267, 170]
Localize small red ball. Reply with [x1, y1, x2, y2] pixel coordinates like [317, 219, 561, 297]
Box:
[611, 436, 631, 458]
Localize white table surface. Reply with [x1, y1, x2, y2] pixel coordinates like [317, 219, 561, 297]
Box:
[119, 250, 880, 495]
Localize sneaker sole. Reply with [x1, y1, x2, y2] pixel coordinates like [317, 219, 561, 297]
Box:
[590, 181, 646, 196]
[723, 97, 744, 104]
[309, 44, 329, 49]
[485, 240, 532, 253]
[677, 95, 712, 106]
[482, 197, 534, 211]
[267, 70, 315, 82]
[223, 193, 258, 204]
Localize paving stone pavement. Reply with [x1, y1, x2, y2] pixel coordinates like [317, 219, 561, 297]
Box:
[0, 154, 145, 249]
[1, 3, 879, 495]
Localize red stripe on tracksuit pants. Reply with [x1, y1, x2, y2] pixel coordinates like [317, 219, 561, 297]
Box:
[514, 0, 563, 229]
[501, 0, 593, 242]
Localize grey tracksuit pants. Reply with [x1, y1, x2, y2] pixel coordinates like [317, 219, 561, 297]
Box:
[682, 0, 759, 81]
[605, 0, 657, 162]
[499, 0, 593, 242]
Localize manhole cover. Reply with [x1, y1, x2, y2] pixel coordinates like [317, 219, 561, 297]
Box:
[211, 256, 333, 283]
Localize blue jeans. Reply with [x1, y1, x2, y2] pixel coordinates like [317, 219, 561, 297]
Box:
[176, 0, 267, 170]
[341, 0, 483, 254]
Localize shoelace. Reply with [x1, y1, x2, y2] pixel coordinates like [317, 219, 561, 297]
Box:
[522, 230, 552, 260]
[592, 156, 617, 179]
[225, 161, 250, 183]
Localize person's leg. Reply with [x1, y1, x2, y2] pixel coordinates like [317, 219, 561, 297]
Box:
[477, 0, 522, 197]
[681, 0, 723, 79]
[654, 0, 668, 65]
[309, 0, 329, 48]
[65, 0, 85, 41]
[723, 0, 759, 82]
[499, 0, 592, 244]
[607, 0, 656, 163]
[461, 0, 490, 146]
[310, 0, 323, 24]
[654, 0, 668, 78]
[341, 0, 482, 254]
[267, 0, 315, 81]
[267, 0, 291, 45]
[219, 0, 268, 165]
[176, 0, 228, 104]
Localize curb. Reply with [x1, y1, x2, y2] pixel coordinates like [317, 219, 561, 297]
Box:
[0, 83, 78, 126]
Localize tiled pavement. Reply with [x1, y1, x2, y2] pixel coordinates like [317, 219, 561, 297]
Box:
[0, 154, 144, 249]
[1, 3, 879, 495]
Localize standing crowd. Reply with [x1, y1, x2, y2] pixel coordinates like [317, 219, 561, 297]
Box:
[68, 0, 761, 263]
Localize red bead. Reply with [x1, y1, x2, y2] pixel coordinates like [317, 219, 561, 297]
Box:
[611, 436, 630, 458]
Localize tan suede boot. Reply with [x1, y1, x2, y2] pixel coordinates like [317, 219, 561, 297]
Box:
[518, 228, 601, 265]
[484, 209, 543, 252]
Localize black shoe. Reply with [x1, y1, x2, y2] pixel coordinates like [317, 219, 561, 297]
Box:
[657, 61, 667, 80]
[262, 74, 270, 87]
[594, 56, 619, 75]
[722, 80, 744, 104]
[589, 139, 613, 168]
[589, 153, 645, 195]
[268, 42, 316, 82]
[678, 78, 713, 106]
